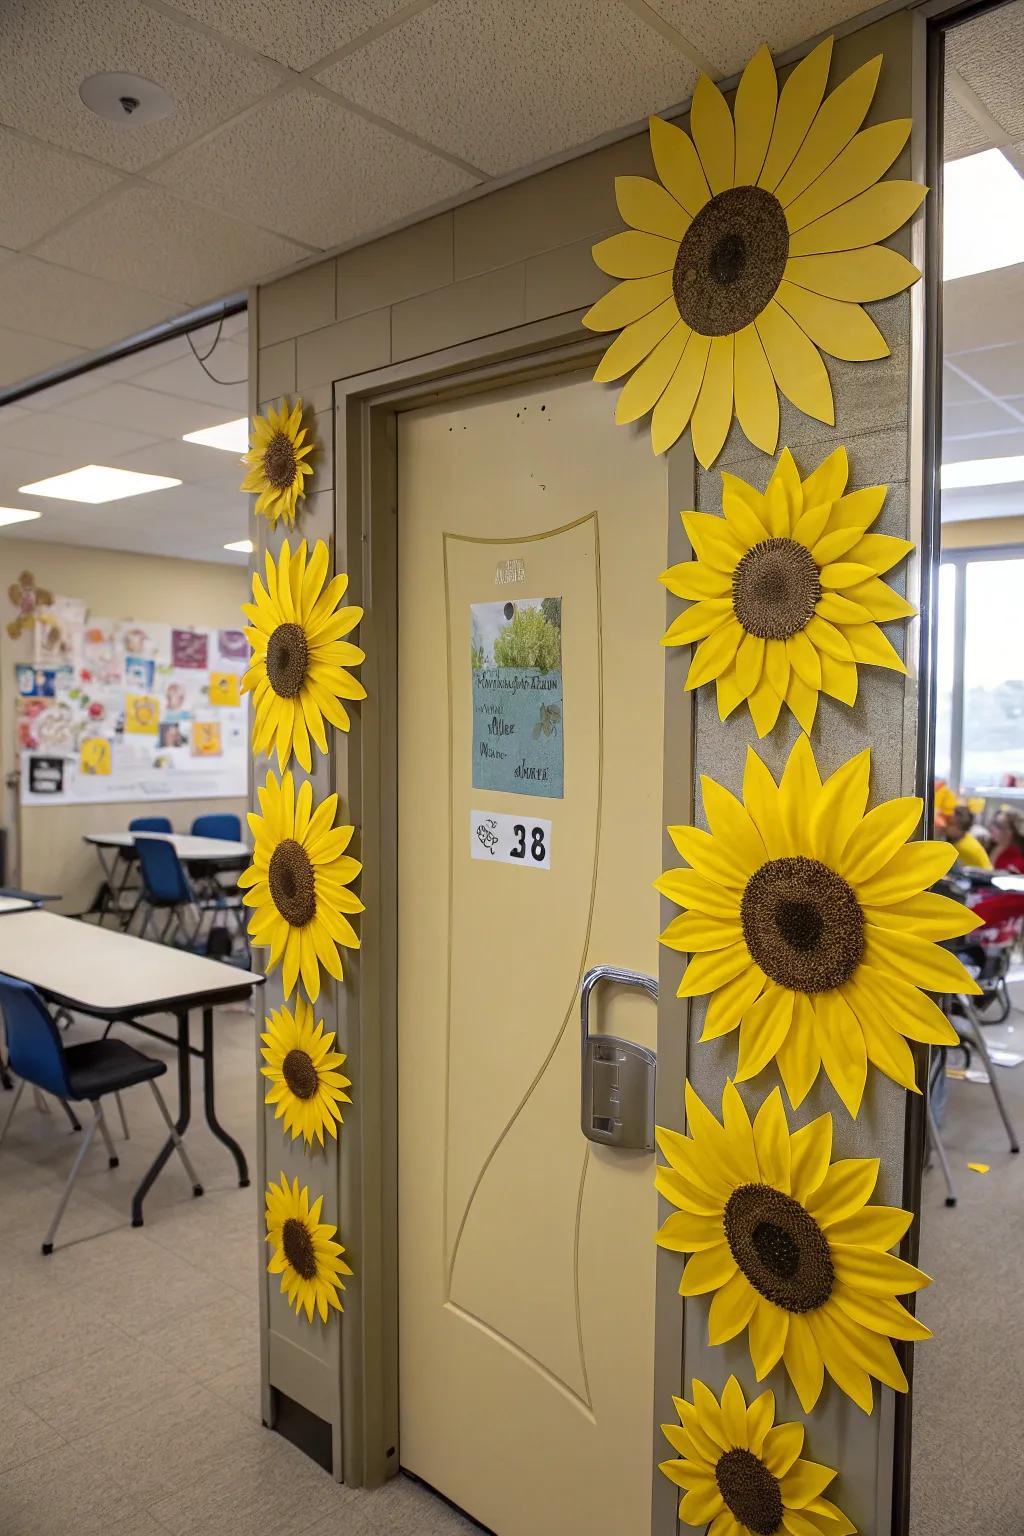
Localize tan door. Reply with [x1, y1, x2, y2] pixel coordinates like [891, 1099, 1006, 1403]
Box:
[397, 368, 666, 1535]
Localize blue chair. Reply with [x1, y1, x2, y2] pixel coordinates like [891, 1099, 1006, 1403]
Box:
[190, 813, 241, 841]
[129, 816, 173, 834]
[0, 974, 199, 1253]
[133, 836, 199, 946]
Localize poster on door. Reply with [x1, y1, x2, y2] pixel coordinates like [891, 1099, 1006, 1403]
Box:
[470, 597, 564, 798]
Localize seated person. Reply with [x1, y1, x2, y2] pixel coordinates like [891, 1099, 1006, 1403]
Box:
[945, 803, 991, 869]
[990, 807, 1024, 873]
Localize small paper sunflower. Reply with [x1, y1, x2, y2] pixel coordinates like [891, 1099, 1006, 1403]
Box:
[240, 770, 363, 1003]
[660, 1373, 855, 1535]
[662, 445, 915, 735]
[658, 1081, 932, 1415]
[260, 997, 352, 1147]
[242, 538, 365, 772]
[265, 1172, 353, 1323]
[241, 399, 314, 527]
[657, 735, 982, 1115]
[586, 37, 926, 467]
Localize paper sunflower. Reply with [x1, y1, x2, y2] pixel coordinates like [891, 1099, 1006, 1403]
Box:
[658, 1081, 932, 1415]
[265, 1172, 353, 1323]
[243, 538, 365, 772]
[261, 997, 352, 1147]
[241, 399, 314, 526]
[586, 37, 926, 467]
[657, 735, 982, 1115]
[662, 446, 914, 735]
[660, 1373, 855, 1535]
[240, 770, 363, 1003]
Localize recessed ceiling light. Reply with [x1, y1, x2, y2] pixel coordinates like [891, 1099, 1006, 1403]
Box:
[224, 539, 254, 554]
[19, 465, 181, 504]
[0, 507, 42, 528]
[942, 456, 1024, 489]
[183, 419, 249, 453]
[79, 72, 174, 125]
[944, 148, 1024, 280]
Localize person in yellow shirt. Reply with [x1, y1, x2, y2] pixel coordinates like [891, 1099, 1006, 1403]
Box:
[946, 804, 992, 869]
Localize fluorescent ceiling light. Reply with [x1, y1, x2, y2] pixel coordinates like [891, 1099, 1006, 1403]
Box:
[183, 418, 249, 453]
[19, 465, 181, 504]
[944, 148, 1024, 280]
[224, 538, 253, 554]
[942, 456, 1024, 489]
[0, 507, 41, 528]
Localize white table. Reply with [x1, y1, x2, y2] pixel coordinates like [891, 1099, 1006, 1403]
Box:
[0, 897, 34, 915]
[83, 832, 250, 927]
[0, 910, 263, 1223]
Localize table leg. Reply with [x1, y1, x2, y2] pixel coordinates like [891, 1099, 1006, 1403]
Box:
[131, 1010, 200, 1226]
[202, 1007, 249, 1187]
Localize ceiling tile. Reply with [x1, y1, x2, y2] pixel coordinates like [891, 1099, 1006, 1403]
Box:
[949, 340, 1024, 401]
[943, 396, 1024, 440]
[15, 369, 108, 411]
[942, 362, 986, 406]
[0, 129, 123, 250]
[0, 0, 284, 174]
[0, 443, 86, 501]
[943, 428, 1024, 465]
[129, 342, 248, 411]
[162, 0, 412, 71]
[0, 409, 159, 459]
[116, 434, 246, 484]
[645, 0, 874, 75]
[0, 256, 182, 349]
[55, 380, 242, 439]
[318, 0, 700, 176]
[944, 262, 1024, 354]
[947, 4, 1024, 144]
[0, 326, 87, 388]
[944, 79, 992, 161]
[150, 86, 478, 251]
[33, 184, 311, 306]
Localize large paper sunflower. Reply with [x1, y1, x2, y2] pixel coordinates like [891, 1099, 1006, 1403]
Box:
[240, 770, 363, 1003]
[662, 445, 914, 735]
[240, 399, 314, 527]
[265, 1172, 353, 1323]
[243, 538, 365, 772]
[260, 997, 352, 1147]
[658, 1081, 932, 1415]
[657, 735, 981, 1115]
[660, 1372, 855, 1535]
[586, 38, 926, 468]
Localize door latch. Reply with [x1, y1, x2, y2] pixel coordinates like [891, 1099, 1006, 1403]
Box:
[580, 965, 657, 1151]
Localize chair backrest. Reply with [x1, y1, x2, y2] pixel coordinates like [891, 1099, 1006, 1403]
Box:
[190, 813, 241, 841]
[134, 836, 192, 906]
[0, 974, 72, 1099]
[129, 815, 173, 834]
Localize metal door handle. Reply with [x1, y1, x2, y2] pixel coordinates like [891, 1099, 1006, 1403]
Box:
[580, 965, 658, 1150]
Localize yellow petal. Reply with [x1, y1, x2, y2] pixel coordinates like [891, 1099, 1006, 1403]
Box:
[663, 598, 734, 646]
[709, 1269, 758, 1345]
[785, 245, 921, 302]
[758, 37, 833, 194]
[734, 324, 780, 455]
[701, 776, 768, 873]
[776, 993, 821, 1108]
[592, 229, 678, 278]
[748, 672, 784, 737]
[691, 74, 735, 196]
[863, 926, 981, 995]
[651, 331, 711, 454]
[756, 301, 835, 425]
[811, 990, 867, 1117]
[774, 55, 883, 210]
[615, 174, 691, 239]
[753, 1087, 792, 1192]
[840, 797, 922, 884]
[804, 1155, 878, 1224]
[733, 44, 778, 186]
[853, 839, 955, 905]
[680, 1243, 739, 1295]
[810, 747, 870, 867]
[582, 272, 674, 331]
[616, 322, 691, 424]
[661, 554, 731, 600]
[749, 1297, 788, 1379]
[736, 986, 795, 1082]
[649, 115, 711, 217]
[668, 823, 748, 888]
[690, 334, 734, 469]
[686, 621, 744, 688]
[789, 181, 928, 256]
[675, 941, 752, 998]
[782, 1315, 825, 1413]
[785, 117, 912, 233]
[700, 964, 768, 1041]
[594, 301, 681, 381]
[776, 282, 889, 361]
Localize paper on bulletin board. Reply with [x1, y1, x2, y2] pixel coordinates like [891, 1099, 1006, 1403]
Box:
[470, 597, 564, 799]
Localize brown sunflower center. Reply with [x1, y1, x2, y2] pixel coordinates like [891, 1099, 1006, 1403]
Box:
[741, 855, 864, 994]
[268, 838, 317, 927]
[672, 186, 789, 336]
[266, 622, 309, 698]
[281, 1216, 318, 1280]
[715, 1447, 784, 1536]
[724, 1182, 834, 1314]
[263, 431, 298, 489]
[732, 538, 822, 641]
[282, 1048, 318, 1100]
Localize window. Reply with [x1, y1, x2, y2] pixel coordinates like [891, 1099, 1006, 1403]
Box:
[936, 552, 1024, 791]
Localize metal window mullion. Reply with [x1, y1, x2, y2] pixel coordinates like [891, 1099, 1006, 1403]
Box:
[950, 558, 967, 791]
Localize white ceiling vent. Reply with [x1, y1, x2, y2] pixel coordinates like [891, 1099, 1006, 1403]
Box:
[79, 72, 174, 126]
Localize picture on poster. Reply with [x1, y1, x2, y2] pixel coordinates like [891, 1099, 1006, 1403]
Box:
[192, 720, 222, 757]
[125, 694, 160, 735]
[209, 671, 241, 707]
[80, 737, 111, 776]
[34, 596, 86, 669]
[124, 655, 156, 691]
[172, 628, 209, 669]
[470, 597, 564, 799]
[16, 663, 71, 699]
[28, 756, 64, 795]
[217, 629, 249, 664]
[81, 619, 123, 685]
[158, 720, 189, 749]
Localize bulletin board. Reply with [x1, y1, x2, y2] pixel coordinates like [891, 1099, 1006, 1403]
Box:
[16, 609, 250, 806]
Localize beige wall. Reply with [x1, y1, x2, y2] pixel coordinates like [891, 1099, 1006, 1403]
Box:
[942, 514, 1024, 550]
[0, 536, 248, 910]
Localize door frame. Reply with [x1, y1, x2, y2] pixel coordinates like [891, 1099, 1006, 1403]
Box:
[329, 310, 694, 1528]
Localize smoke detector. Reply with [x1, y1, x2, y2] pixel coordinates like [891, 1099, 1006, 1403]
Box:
[79, 72, 173, 125]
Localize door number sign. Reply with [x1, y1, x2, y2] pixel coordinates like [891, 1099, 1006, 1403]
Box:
[470, 809, 551, 869]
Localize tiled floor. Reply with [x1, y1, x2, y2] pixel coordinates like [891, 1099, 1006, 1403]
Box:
[0, 1000, 477, 1536]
